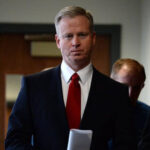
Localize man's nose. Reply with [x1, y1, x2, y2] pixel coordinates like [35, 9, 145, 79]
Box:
[72, 36, 80, 48]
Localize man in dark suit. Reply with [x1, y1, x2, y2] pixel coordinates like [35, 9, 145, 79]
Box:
[5, 6, 137, 150]
[109, 58, 150, 150]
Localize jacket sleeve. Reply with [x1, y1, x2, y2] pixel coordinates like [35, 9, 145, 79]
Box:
[5, 77, 35, 150]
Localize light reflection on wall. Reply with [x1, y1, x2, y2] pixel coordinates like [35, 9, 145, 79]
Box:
[6, 74, 22, 103]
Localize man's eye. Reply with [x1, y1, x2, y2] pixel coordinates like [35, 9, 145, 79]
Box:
[79, 33, 88, 38]
[64, 34, 73, 39]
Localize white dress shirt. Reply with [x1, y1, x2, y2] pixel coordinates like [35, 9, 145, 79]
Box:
[61, 60, 93, 118]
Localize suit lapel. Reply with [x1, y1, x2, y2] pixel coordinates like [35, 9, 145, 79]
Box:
[80, 67, 107, 128]
[44, 66, 69, 133]
[53, 66, 69, 131]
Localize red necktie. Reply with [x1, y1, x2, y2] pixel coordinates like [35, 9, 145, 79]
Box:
[66, 73, 81, 129]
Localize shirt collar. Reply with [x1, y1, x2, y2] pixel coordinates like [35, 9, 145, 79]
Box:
[61, 60, 93, 84]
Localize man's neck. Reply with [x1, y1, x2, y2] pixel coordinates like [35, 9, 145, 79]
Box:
[66, 61, 91, 72]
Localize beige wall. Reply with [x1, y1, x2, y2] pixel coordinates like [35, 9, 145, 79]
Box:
[139, 0, 150, 104]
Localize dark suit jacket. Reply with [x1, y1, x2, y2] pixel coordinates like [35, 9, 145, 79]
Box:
[5, 66, 137, 150]
[138, 111, 150, 150]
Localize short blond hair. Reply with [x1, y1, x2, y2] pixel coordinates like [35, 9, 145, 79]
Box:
[54, 6, 94, 34]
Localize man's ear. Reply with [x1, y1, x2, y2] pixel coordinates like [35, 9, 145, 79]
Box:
[55, 34, 61, 49]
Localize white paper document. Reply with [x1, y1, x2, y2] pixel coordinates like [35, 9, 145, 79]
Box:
[67, 129, 93, 150]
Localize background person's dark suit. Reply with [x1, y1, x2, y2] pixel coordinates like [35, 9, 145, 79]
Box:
[138, 111, 150, 150]
[5, 66, 137, 150]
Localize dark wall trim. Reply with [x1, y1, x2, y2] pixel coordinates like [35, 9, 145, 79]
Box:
[0, 23, 55, 34]
[0, 23, 121, 68]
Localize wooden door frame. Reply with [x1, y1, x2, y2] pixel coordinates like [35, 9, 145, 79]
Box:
[0, 23, 121, 150]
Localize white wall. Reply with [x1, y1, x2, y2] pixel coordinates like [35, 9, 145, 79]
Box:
[2, 0, 150, 104]
[139, 0, 150, 104]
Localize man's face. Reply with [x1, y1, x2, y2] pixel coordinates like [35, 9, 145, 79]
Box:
[114, 65, 144, 105]
[55, 15, 96, 70]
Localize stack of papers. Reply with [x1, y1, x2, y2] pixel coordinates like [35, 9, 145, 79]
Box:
[67, 129, 93, 150]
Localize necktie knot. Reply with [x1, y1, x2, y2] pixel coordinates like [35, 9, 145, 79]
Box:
[71, 73, 80, 87]
[71, 73, 79, 81]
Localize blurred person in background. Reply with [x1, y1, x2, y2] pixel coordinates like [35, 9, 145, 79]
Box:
[109, 58, 150, 150]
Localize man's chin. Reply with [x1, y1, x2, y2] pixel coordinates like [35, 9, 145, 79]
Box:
[71, 55, 87, 60]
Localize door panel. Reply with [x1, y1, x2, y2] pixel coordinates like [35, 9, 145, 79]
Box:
[92, 35, 110, 75]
